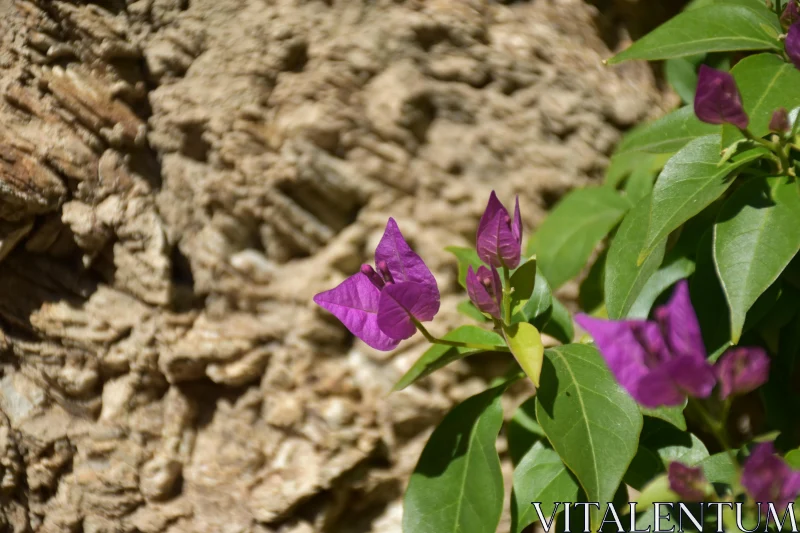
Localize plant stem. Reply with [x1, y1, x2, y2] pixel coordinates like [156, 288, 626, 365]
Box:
[742, 128, 792, 174]
[502, 266, 512, 326]
[689, 398, 741, 476]
[414, 320, 510, 352]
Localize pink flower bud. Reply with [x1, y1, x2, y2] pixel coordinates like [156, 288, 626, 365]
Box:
[694, 65, 749, 129]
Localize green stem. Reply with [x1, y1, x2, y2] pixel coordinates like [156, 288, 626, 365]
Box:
[742, 128, 792, 174]
[414, 320, 510, 352]
[491, 317, 504, 335]
[689, 398, 741, 477]
[502, 266, 512, 326]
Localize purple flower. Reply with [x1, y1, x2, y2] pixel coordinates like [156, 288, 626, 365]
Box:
[476, 191, 522, 269]
[742, 443, 800, 510]
[668, 462, 708, 502]
[782, 1, 800, 30]
[769, 108, 791, 133]
[575, 281, 716, 408]
[466, 265, 502, 320]
[787, 22, 800, 70]
[694, 65, 749, 129]
[313, 218, 439, 350]
[715, 347, 770, 400]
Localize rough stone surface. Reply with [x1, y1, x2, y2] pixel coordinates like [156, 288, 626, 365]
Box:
[0, 0, 668, 531]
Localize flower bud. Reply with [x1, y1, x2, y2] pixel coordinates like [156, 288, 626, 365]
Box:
[715, 347, 770, 400]
[668, 462, 709, 502]
[694, 65, 749, 129]
[476, 192, 522, 269]
[769, 107, 791, 133]
[466, 265, 502, 319]
[787, 21, 800, 70]
[782, 1, 800, 30]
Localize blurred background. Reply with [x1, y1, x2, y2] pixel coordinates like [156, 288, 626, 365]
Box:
[0, 0, 687, 531]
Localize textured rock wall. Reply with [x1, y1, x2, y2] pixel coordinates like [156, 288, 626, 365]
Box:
[0, 0, 666, 531]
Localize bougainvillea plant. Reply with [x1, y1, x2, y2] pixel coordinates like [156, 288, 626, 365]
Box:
[314, 1, 800, 531]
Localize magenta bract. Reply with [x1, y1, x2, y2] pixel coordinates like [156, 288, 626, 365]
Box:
[313, 218, 440, 350]
[693, 65, 749, 129]
[769, 107, 791, 133]
[715, 346, 770, 400]
[668, 462, 708, 502]
[782, 1, 800, 30]
[575, 281, 716, 408]
[742, 443, 800, 510]
[787, 22, 800, 70]
[466, 265, 502, 320]
[476, 191, 522, 269]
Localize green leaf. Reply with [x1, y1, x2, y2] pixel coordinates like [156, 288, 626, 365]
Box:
[606, 150, 649, 188]
[641, 135, 769, 258]
[511, 442, 580, 533]
[698, 452, 738, 485]
[457, 300, 490, 322]
[446, 246, 483, 290]
[403, 385, 506, 533]
[624, 164, 658, 205]
[706, 0, 778, 10]
[541, 297, 575, 345]
[579, 249, 607, 316]
[535, 188, 631, 289]
[641, 418, 710, 466]
[510, 257, 538, 306]
[665, 55, 703, 104]
[508, 397, 546, 466]
[634, 474, 677, 512]
[608, 5, 781, 64]
[627, 257, 696, 319]
[605, 194, 667, 320]
[641, 402, 688, 431]
[714, 178, 800, 343]
[505, 322, 545, 387]
[616, 107, 719, 156]
[785, 449, 800, 469]
[517, 266, 553, 324]
[393, 326, 505, 390]
[691, 229, 733, 353]
[722, 54, 800, 147]
[535, 344, 643, 529]
[625, 445, 666, 491]
[626, 418, 707, 490]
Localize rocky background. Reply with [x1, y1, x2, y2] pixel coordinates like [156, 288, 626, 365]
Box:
[0, 0, 676, 531]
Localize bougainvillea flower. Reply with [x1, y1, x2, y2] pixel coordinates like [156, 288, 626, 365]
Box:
[466, 265, 502, 319]
[694, 65, 749, 129]
[742, 443, 800, 510]
[313, 218, 439, 350]
[782, 1, 800, 30]
[769, 108, 791, 133]
[476, 191, 522, 269]
[715, 346, 770, 400]
[575, 280, 716, 408]
[668, 462, 709, 502]
[787, 22, 800, 70]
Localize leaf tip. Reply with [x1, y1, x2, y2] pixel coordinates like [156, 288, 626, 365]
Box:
[392, 377, 410, 392]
